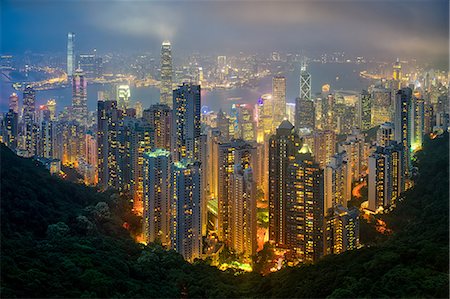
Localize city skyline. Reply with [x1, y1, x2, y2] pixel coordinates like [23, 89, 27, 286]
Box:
[0, 1, 449, 297]
[1, 1, 449, 67]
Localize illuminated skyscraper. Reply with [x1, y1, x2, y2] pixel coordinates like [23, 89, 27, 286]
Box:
[324, 151, 351, 213]
[394, 87, 412, 177]
[8, 93, 19, 114]
[143, 104, 172, 151]
[410, 97, 425, 151]
[299, 62, 311, 101]
[255, 94, 274, 143]
[116, 84, 131, 110]
[235, 104, 256, 141]
[285, 144, 324, 262]
[324, 205, 359, 255]
[120, 117, 153, 213]
[67, 32, 75, 78]
[215, 109, 230, 142]
[134, 101, 143, 118]
[368, 142, 404, 212]
[3, 110, 18, 149]
[160, 41, 173, 107]
[269, 120, 302, 246]
[371, 87, 392, 126]
[295, 97, 315, 130]
[22, 85, 37, 157]
[172, 83, 201, 162]
[392, 58, 402, 89]
[72, 69, 88, 126]
[230, 165, 257, 260]
[143, 149, 171, 246]
[357, 90, 371, 130]
[218, 139, 257, 244]
[171, 160, 202, 262]
[97, 100, 123, 190]
[323, 94, 335, 131]
[272, 76, 286, 127]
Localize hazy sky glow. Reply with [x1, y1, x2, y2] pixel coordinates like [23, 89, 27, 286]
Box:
[1, 0, 448, 65]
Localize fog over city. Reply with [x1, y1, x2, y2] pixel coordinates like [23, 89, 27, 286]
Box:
[2, 0, 448, 66]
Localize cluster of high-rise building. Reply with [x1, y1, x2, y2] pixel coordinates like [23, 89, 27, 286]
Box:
[1, 33, 448, 268]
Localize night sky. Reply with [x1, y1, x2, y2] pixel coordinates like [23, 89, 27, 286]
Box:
[1, 0, 449, 66]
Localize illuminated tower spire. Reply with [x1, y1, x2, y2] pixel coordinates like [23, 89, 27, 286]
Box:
[160, 40, 173, 108]
[67, 32, 75, 78]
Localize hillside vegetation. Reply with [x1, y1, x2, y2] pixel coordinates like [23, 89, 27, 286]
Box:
[1, 133, 448, 298]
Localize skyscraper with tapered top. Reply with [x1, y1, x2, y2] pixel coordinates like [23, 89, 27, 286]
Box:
[160, 40, 173, 108]
[67, 32, 75, 78]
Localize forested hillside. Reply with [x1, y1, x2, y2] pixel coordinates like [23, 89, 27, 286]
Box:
[1, 133, 448, 298]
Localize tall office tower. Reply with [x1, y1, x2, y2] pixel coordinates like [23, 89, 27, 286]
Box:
[134, 101, 143, 118]
[285, 145, 324, 262]
[116, 84, 131, 111]
[272, 76, 287, 127]
[324, 205, 359, 255]
[371, 87, 392, 126]
[216, 109, 230, 142]
[143, 104, 172, 150]
[357, 90, 371, 130]
[22, 85, 37, 157]
[171, 160, 202, 262]
[9, 93, 19, 114]
[324, 151, 351, 213]
[338, 130, 365, 181]
[72, 69, 88, 126]
[255, 94, 274, 143]
[392, 58, 402, 89]
[218, 139, 257, 244]
[120, 117, 153, 212]
[299, 62, 312, 101]
[368, 142, 404, 212]
[268, 120, 302, 246]
[67, 32, 75, 78]
[410, 98, 425, 151]
[143, 149, 171, 246]
[235, 104, 256, 141]
[97, 100, 123, 190]
[394, 87, 412, 178]
[172, 83, 201, 162]
[377, 122, 395, 147]
[312, 130, 336, 169]
[3, 110, 18, 149]
[46, 99, 56, 121]
[160, 40, 173, 107]
[295, 97, 315, 130]
[230, 165, 257, 260]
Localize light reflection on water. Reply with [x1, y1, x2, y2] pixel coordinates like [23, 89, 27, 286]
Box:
[1, 62, 370, 114]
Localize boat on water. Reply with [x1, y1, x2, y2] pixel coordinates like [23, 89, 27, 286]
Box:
[226, 97, 242, 101]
